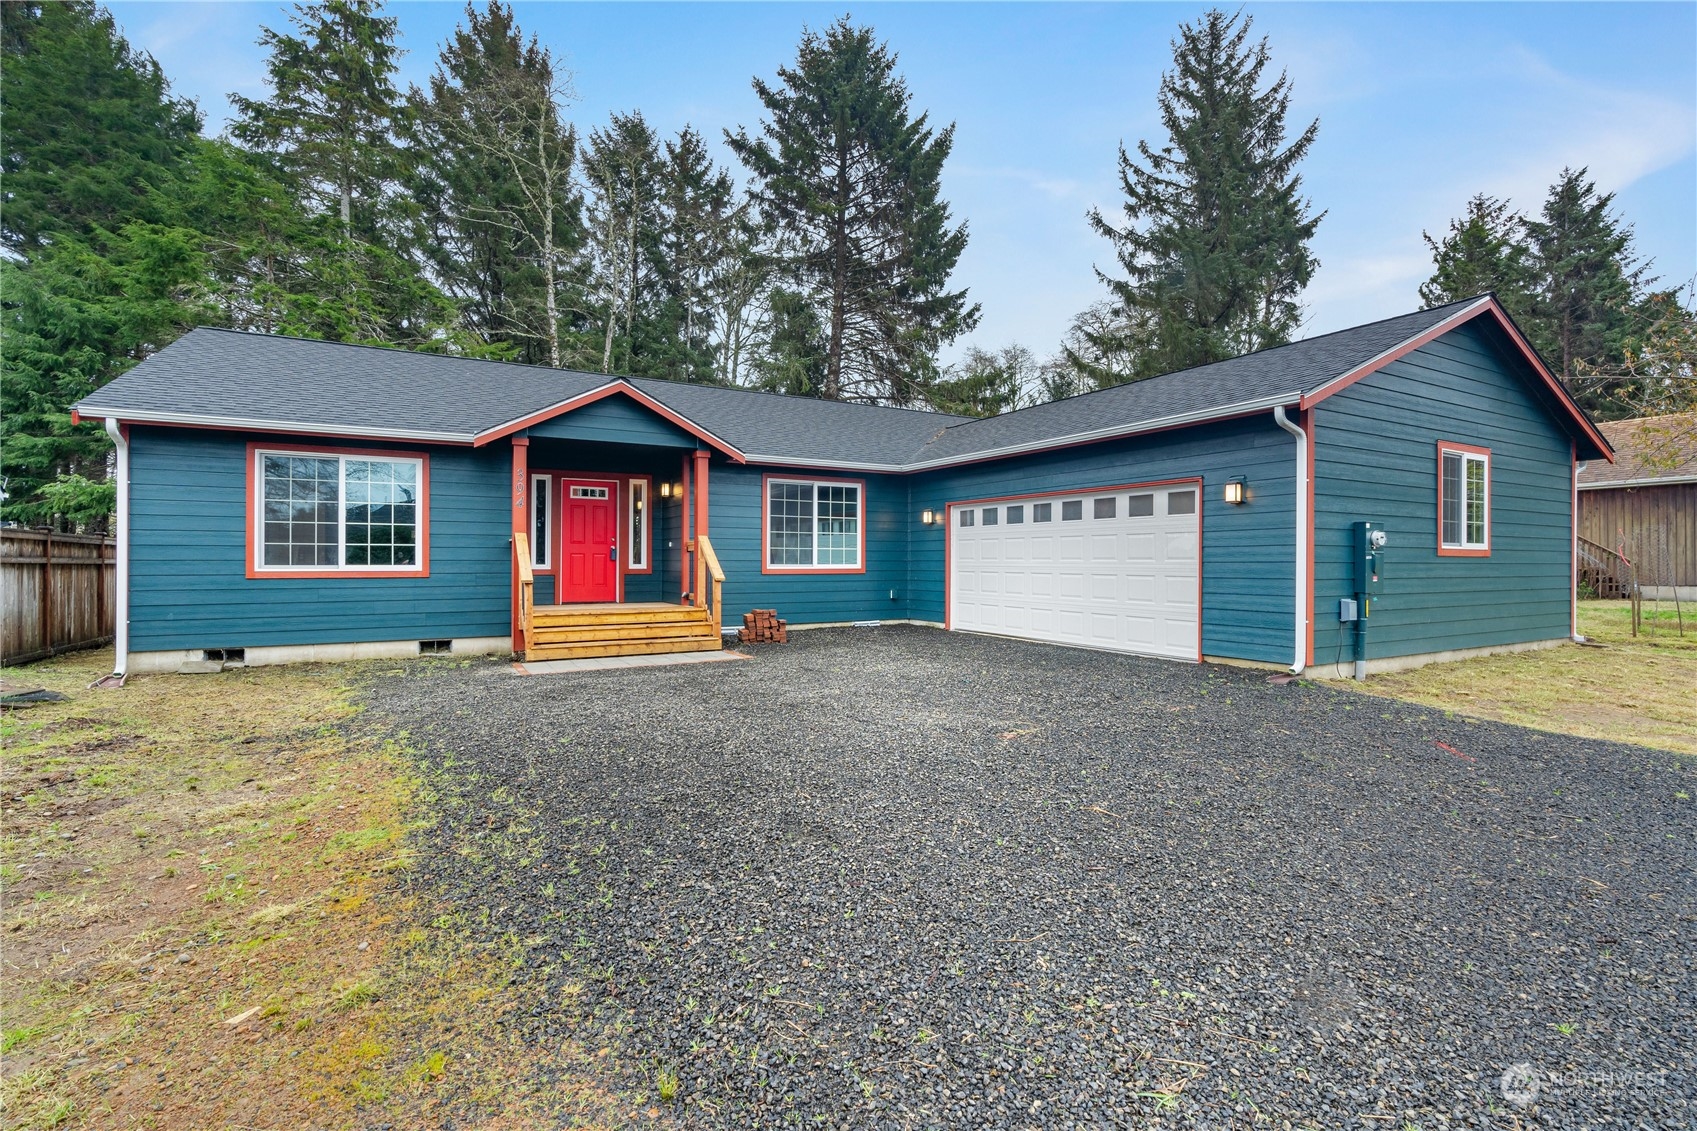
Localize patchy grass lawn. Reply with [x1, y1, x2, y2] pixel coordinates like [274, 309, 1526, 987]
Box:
[1, 649, 644, 1131]
[1352, 600, 1697, 756]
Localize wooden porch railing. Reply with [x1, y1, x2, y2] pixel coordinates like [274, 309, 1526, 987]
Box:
[1577, 534, 1635, 600]
[696, 534, 725, 637]
[514, 530, 534, 654]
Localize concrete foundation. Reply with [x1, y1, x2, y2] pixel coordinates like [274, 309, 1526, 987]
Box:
[126, 636, 511, 675]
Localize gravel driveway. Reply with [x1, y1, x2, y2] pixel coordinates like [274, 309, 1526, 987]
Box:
[367, 626, 1694, 1128]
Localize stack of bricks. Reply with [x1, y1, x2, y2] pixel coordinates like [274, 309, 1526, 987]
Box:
[739, 609, 788, 644]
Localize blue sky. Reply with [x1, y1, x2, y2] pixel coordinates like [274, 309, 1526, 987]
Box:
[108, 2, 1696, 361]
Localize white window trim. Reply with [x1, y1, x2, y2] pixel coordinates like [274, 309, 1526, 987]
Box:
[1440, 448, 1491, 551]
[765, 477, 864, 571]
[254, 449, 425, 573]
[627, 478, 649, 570]
[530, 473, 551, 568]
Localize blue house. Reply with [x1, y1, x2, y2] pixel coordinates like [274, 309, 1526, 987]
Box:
[73, 295, 1612, 680]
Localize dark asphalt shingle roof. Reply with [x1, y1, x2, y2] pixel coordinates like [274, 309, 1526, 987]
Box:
[79, 297, 1575, 468]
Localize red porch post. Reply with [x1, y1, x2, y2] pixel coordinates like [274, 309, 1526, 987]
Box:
[511, 436, 529, 652]
[693, 449, 710, 541]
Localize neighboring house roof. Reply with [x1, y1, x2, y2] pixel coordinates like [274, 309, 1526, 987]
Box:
[74, 294, 1612, 470]
[1578, 413, 1697, 489]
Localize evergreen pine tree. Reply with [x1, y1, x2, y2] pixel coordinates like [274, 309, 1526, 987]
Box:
[726, 16, 979, 404]
[0, 1, 209, 525]
[1086, 7, 1320, 382]
[582, 111, 665, 375]
[1522, 168, 1647, 397]
[410, 1, 583, 366]
[231, 0, 465, 346]
[655, 127, 739, 383]
[0, 0, 200, 253]
[1418, 194, 1535, 319]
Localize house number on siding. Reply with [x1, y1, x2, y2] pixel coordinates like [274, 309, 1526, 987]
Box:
[514, 470, 525, 508]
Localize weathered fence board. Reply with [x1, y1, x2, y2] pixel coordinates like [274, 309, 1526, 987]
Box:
[2, 528, 116, 665]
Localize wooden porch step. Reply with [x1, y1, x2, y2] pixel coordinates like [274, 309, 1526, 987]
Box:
[532, 619, 719, 645]
[524, 635, 724, 662]
[532, 603, 708, 628]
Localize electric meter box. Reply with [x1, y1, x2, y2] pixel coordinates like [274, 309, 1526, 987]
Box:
[1354, 521, 1387, 596]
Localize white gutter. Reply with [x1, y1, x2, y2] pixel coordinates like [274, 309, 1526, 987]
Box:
[77, 406, 475, 445]
[103, 417, 130, 680]
[743, 391, 1307, 475]
[1577, 474, 1697, 490]
[1272, 406, 1308, 675]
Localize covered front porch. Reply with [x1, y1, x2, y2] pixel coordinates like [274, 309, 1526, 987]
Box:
[500, 393, 732, 661]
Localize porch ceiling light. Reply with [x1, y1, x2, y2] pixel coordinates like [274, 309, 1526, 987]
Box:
[1224, 477, 1246, 505]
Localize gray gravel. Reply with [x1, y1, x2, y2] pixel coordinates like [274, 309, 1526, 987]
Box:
[366, 626, 1694, 1128]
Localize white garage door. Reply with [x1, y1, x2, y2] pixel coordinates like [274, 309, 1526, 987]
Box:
[948, 482, 1201, 661]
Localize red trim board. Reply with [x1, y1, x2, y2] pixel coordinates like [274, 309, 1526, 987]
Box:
[1435, 441, 1492, 558]
[760, 473, 869, 576]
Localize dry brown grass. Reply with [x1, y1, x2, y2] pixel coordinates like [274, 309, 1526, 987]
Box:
[1, 649, 648, 1130]
[1349, 601, 1697, 755]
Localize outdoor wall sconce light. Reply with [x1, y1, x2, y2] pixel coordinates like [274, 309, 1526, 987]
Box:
[1224, 477, 1246, 505]
[921, 508, 937, 525]
[659, 481, 674, 500]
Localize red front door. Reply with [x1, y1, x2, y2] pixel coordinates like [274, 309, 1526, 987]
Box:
[559, 480, 618, 602]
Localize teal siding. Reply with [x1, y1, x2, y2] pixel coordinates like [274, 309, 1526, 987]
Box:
[1312, 320, 1574, 664]
[128, 427, 512, 651]
[704, 464, 912, 624]
[906, 415, 1300, 664]
[527, 395, 699, 448]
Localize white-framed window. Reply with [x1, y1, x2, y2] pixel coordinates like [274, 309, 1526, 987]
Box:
[627, 478, 649, 569]
[530, 474, 551, 568]
[766, 477, 863, 570]
[1439, 444, 1490, 554]
[256, 450, 424, 571]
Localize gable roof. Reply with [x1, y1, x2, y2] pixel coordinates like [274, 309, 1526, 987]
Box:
[74, 295, 1611, 470]
[1577, 413, 1697, 489]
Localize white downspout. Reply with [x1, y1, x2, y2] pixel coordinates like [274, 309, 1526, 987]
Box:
[103, 418, 129, 680]
[1272, 406, 1307, 675]
[1573, 459, 1588, 643]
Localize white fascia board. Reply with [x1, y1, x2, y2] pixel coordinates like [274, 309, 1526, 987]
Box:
[1578, 475, 1697, 490]
[77, 406, 476, 444]
[744, 392, 1305, 475]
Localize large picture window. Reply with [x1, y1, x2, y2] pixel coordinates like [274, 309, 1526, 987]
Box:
[765, 477, 863, 571]
[252, 447, 427, 575]
[1437, 442, 1490, 556]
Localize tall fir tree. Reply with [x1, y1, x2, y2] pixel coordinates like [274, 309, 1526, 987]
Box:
[655, 127, 739, 383]
[582, 111, 666, 375]
[1418, 194, 1535, 320]
[1522, 168, 1647, 400]
[726, 17, 979, 404]
[410, 1, 584, 366]
[0, 1, 200, 253]
[231, 0, 467, 347]
[0, 1, 210, 526]
[1084, 7, 1320, 382]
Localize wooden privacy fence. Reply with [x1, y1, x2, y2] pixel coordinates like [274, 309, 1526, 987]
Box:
[2, 528, 116, 666]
